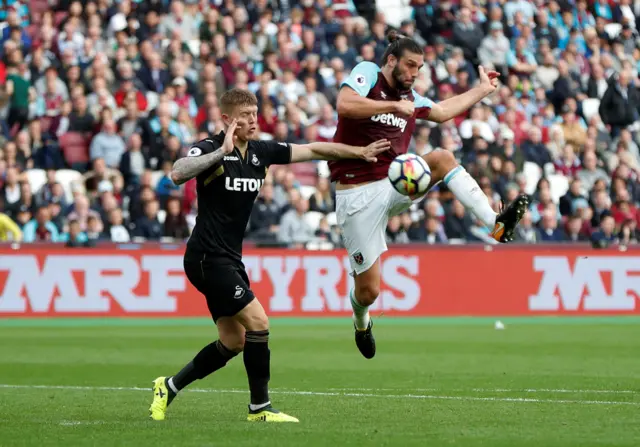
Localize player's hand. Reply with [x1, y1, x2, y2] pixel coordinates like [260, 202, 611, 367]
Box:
[478, 65, 500, 95]
[222, 119, 238, 154]
[359, 139, 391, 163]
[395, 99, 415, 117]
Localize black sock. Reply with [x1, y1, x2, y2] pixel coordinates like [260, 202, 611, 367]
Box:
[243, 330, 270, 407]
[167, 340, 238, 402]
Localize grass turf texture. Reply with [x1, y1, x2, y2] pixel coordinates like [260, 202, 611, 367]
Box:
[0, 317, 639, 446]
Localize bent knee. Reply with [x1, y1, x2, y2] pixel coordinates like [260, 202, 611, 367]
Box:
[243, 312, 269, 332]
[424, 150, 458, 181]
[355, 284, 380, 306]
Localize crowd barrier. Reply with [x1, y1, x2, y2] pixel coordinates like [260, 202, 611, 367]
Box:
[0, 244, 638, 317]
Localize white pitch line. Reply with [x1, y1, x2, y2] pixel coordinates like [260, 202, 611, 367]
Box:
[328, 387, 640, 395]
[0, 384, 638, 406]
[59, 421, 106, 426]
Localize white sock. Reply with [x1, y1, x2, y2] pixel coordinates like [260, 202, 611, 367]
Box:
[350, 288, 370, 330]
[167, 377, 179, 394]
[444, 166, 497, 228]
[249, 401, 271, 411]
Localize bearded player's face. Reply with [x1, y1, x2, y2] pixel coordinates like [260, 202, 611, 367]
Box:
[392, 52, 424, 90]
[224, 105, 259, 142]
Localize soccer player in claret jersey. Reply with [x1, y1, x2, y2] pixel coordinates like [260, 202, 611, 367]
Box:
[331, 31, 529, 359]
[148, 88, 390, 422]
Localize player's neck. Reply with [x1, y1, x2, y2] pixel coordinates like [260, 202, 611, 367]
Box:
[236, 138, 249, 155]
[381, 67, 398, 90]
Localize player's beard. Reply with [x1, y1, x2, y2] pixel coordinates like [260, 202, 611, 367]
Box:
[392, 66, 413, 91]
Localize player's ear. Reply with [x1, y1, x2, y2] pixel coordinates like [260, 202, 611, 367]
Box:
[221, 113, 231, 127]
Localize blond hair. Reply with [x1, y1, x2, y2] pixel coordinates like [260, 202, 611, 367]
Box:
[219, 88, 258, 114]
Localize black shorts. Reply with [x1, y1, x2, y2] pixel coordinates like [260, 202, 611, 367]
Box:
[183, 251, 255, 322]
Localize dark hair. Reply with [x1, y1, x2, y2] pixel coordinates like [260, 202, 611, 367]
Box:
[382, 30, 423, 65]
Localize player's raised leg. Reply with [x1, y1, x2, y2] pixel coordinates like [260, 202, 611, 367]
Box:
[149, 318, 244, 421]
[234, 299, 299, 422]
[422, 150, 528, 242]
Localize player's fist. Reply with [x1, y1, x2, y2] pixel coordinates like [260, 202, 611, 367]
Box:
[395, 99, 415, 117]
[360, 139, 391, 163]
[222, 119, 238, 154]
[478, 65, 500, 94]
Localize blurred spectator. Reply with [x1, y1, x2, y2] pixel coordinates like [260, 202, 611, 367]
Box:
[538, 208, 565, 242]
[559, 105, 587, 149]
[521, 127, 552, 168]
[444, 199, 473, 240]
[619, 219, 638, 246]
[5, 64, 31, 132]
[2, 167, 22, 218]
[68, 95, 95, 133]
[560, 179, 587, 217]
[578, 151, 609, 192]
[86, 214, 106, 242]
[565, 215, 590, 242]
[278, 195, 314, 247]
[61, 219, 90, 247]
[156, 161, 180, 206]
[515, 212, 538, 243]
[308, 177, 334, 214]
[108, 208, 131, 243]
[67, 195, 101, 231]
[250, 181, 282, 241]
[478, 22, 510, 73]
[119, 134, 147, 186]
[453, 8, 484, 64]
[22, 206, 60, 242]
[164, 196, 190, 240]
[133, 199, 163, 240]
[554, 144, 582, 177]
[591, 213, 617, 248]
[29, 120, 64, 170]
[90, 120, 126, 168]
[386, 216, 410, 244]
[419, 216, 449, 244]
[610, 189, 637, 227]
[599, 69, 640, 136]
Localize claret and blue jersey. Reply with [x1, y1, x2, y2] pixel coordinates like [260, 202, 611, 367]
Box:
[329, 61, 435, 184]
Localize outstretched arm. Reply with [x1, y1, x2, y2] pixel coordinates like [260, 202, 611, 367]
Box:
[170, 120, 237, 185]
[427, 66, 499, 123]
[337, 87, 401, 119]
[289, 139, 390, 163]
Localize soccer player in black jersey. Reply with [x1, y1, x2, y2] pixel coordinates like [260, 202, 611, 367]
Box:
[149, 88, 390, 423]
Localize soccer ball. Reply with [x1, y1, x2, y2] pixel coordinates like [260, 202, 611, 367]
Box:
[388, 153, 432, 196]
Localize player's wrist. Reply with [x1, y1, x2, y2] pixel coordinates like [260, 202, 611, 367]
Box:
[478, 83, 495, 97]
[392, 101, 403, 113]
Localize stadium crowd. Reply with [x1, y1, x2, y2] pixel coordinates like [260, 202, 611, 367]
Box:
[0, 0, 638, 247]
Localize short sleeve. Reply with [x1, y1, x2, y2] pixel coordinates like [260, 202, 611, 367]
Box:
[256, 140, 292, 166]
[185, 138, 221, 158]
[340, 61, 380, 97]
[413, 90, 434, 120]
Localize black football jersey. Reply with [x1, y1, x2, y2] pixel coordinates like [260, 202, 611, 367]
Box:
[185, 131, 292, 262]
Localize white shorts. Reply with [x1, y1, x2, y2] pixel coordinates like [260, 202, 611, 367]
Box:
[336, 179, 416, 275]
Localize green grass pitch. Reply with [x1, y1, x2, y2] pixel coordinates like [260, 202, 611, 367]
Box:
[1, 317, 639, 446]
